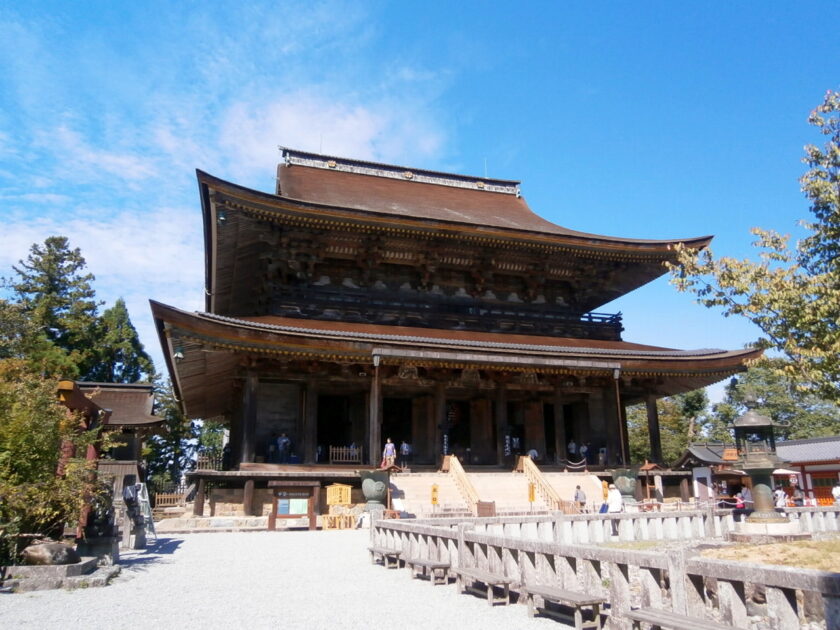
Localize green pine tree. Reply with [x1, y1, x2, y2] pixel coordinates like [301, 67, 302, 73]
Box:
[86, 298, 155, 383]
[9, 236, 101, 379]
[144, 379, 197, 487]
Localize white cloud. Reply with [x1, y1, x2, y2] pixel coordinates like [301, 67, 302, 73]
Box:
[0, 193, 70, 204]
[0, 204, 204, 374]
[218, 90, 446, 182]
[41, 125, 160, 184]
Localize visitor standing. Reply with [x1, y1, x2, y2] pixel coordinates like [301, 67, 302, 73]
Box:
[382, 437, 396, 468]
[607, 483, 623, 536]
[399, 440, 412, 468]
[277, 433, 291, 464]
[792, 485, 805, 507]
[574, 485, 587, 511]
[567, 439, 577, 459]
[832, 481, 840, 506]
[773, 486, 788, 508]
[741, 485, 753, 509]
[580, 442, 589, 463]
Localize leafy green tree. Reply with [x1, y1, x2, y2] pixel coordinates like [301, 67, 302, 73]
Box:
[628, 389, 710, 465]
[86, 298, 154, 383]
[669, 91, 840, 401]
[8, 236, 101, 379]
[197, 420, 226, 459]
[0, 359, 99, 564]
[144, 380, 197, 487]
[710, 365, 840, 440]
[0, 298, 78, 378]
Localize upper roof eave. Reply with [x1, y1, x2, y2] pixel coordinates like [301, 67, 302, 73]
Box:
[195, 169, 713, 253]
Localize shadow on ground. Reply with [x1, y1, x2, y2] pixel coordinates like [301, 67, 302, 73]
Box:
[118, 537, 184, 571]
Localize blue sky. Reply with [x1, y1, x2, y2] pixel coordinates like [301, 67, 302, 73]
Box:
[1, 2, 837, 401]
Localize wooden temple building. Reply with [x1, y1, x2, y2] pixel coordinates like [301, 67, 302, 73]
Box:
[152, 148, 759, 472]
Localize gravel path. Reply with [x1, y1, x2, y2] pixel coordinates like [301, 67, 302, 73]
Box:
[0, 531, 561, 629]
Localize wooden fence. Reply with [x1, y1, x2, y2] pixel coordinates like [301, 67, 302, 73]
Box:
[371, 506, 840, 629]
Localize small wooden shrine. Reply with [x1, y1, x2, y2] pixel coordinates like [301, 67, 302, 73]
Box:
[152, 148, 758, 470]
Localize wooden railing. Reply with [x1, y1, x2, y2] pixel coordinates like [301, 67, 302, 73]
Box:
[371, 506, 840, 629]
[329, 445, 364, 464]
[515, 455, 577, 513]
[441, 455, 480, 515]
[195, 452, 222, 471]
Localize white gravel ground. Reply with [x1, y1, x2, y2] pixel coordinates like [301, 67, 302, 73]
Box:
[0, 530, 562, 629]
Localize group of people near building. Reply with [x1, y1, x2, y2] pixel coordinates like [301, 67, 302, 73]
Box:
[567, 438, 603, 465]
[381, 438, 412, 469]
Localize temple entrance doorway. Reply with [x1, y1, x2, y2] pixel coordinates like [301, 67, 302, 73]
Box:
[317, 395, 352, 456]
[543, 403, 555, 462]
[382, 398, 412, 448]
[447, 401, 472, 462]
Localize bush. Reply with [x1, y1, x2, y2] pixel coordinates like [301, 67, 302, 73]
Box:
[0, 360, 99, 566]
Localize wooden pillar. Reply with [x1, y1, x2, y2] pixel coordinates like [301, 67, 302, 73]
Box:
[646, 394, 663, 464]
[368, 361, 382, 467]
[470, 398, 493, 464]
[412, 395, 431, 464]
[523, 400, 545, 457]
[243, 479, 254, 516]
[620, 403, 630, 466]
[604, 383, 626, 465]
[680, 477, 691, 503]
[434, 381, 447, 463]
[303, 380, 318, 464]
[495, 385, 507, 465]
[423, 394, 436, 464]
[241, 374, 258, 464]
[553, 390, 567, 465]
[193, 478, 206, 517]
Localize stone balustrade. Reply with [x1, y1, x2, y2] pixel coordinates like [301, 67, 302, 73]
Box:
[397, 508, 740, 544]
[371, 506, 840, 629]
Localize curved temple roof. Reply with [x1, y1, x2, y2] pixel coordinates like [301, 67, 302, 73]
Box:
[274, 148, 713, 247]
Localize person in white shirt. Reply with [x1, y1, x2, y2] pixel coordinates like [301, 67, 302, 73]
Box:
[607, 483, 623, 536]
[832, 481, 840, 506]
[741, 485, 753, 509]
[773, 486, 788, 508]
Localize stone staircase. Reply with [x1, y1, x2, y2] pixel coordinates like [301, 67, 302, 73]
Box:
[390, 472, 469, 517]
[391, 470, 582, 516]
[542, 472, 605, 512]
[468, 471, 551, 513]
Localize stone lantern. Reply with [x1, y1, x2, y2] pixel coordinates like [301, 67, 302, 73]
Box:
[731, 401, 788, 525]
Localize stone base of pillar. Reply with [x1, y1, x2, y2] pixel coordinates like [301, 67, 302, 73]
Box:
[729, 519, 811, 544]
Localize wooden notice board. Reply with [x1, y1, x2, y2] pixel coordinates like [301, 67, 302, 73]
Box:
[267, 481, 320, 531]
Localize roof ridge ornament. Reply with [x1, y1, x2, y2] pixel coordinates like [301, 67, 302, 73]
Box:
[279, 146, 522, 196]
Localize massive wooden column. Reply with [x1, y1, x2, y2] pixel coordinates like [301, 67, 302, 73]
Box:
[470, 398, 493, 464]
[240, 374, 258, 464]
[585, 390, 606, 461]
[645, 394, 663, 464]
[412, 395, 434, 465]
[368, 362, 382, 467]
[553, 390, 567, 464]
[495, 385, 507, 465]
[598, 386, 626, 466]
[303, 380, 318, 464]
[523, 400, 546, 458]
[434, 381, 447, 462]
